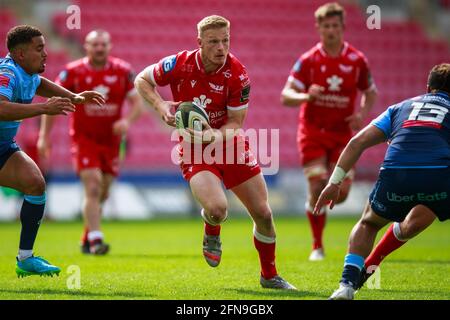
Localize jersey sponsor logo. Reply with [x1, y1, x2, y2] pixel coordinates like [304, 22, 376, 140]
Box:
[209, 82, 224, 93]
[190, 80, 196, 88]
[0, 74, 10, 87]
[326, 75, 343, 92]
[240, 85, 250, 103]
[162, 55, 177, 73]
[339, 64, 353, 73]
[402, 102, 448, 129]
[387, 192, 447, 202]
[193, 95, 212, 109]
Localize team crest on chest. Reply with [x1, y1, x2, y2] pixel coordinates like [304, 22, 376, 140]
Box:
[193, 95, 212, 109]
[327, 75, 343, 92]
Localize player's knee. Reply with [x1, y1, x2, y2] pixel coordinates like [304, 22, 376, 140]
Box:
[86, 183, 102, 199]
[204, 204, 228, 225]
[23, 175, 46, 196]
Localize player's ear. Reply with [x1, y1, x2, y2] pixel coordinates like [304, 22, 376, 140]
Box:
[197, 37, 202, 48]
[426, 85, 431, 93]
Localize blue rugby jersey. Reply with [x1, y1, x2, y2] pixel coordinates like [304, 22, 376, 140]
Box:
[0, 54, 41, 146]
[371, 92, 450, 168]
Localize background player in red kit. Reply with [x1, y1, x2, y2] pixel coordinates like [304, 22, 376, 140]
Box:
[135, 15, 295, 289]
[38, 30, 144, 255]
[281, 3, 377, 261]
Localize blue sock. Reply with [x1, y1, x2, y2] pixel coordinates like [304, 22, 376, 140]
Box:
[19, 194, 46, 251]
[341, 253, 365, 289]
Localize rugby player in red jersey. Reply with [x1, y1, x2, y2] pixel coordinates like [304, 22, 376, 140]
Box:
[38, 30, 144, 255]
[135, 15, 295, 289]
[281, 3, 377, 261]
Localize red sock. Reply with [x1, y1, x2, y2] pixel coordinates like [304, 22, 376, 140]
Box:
[253, 237, 277, 279]
[365, 224, 407, 269]
[306, 210, 326, 250]
[81, 226, 89, 243]
[204, 222, 221, 236]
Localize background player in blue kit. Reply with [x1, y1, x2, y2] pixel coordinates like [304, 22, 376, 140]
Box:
[314, 63, 450, 300]
[0, 25, 104, 277]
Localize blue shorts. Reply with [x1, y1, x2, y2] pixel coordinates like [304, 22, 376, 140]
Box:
[369, 168, 450, 222]
[0, 141, 20, 170]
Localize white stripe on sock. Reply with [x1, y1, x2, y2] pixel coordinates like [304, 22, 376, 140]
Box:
[253, 226, 275, 244]
[393, 222, 408, 242]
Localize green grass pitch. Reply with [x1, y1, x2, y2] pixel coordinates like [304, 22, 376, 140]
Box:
[0, 216, 448, 300]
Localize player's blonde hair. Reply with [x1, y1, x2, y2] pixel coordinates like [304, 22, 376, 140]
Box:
[314, 2, 345, 24]
[197, 15, 230, 37]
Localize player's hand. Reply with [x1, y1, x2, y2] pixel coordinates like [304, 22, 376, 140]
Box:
[160, 101, 180, 127]
[307, 84, 325, 102]
[345, 112, 364, 131]
[37, 136, 51, 161]
[72, 91, 105, 106]
[185, 121, 220, 144]
[313, 183, 341, 215]
[43, 97, 76, 115]
[113, 118, 130, 135]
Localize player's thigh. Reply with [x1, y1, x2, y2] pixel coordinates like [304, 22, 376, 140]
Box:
[189, 170, 227, 211]
[303, 157, 328, 198]
[231, 173, 272, 218]
[0, 151, 45, 194]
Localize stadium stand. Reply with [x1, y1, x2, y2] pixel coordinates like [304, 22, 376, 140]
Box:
[2, 0, 450, 178]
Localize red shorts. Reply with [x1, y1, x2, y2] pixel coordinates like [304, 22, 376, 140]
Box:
[297, 126, 351, 166]
[71, 137, 120, 176]
[179, 138, 261, 189]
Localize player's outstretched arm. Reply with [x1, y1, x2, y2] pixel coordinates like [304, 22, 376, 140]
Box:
[113, 92, 145, 135]
[37, 76, 105, 106]
[134, 68, 179, 127]
[280, 80, 318, 107]
[345, 88, 378, 131]
[313, 124, 386, 214]
[0, 95, 75, 121]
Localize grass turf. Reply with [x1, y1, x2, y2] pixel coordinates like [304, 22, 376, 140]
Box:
[0, 216, 448, 300]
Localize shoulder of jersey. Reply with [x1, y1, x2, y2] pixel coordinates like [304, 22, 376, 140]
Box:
[109, 56, 133, 72]
[344, 43, 367, 62]
[65, 58, 85, 71]
[299, 44, 320, 61]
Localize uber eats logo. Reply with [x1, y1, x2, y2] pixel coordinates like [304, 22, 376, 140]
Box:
[387, 192, 447, 202]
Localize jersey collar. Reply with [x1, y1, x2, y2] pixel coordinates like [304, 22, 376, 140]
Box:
[195, 50, 228, 75]
[317, 41, 348, 58]
[83, 56, 111, 71]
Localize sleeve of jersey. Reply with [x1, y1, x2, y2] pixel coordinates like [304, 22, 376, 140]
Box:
[0, 70, 16, 101]
[148, 54, 178, 87]
[126, 69, 137, 96]
[227, 70, 250, 111]
[370, 106, 394, 139]
[288, 57, 308, 91]
[55, 68, 73, 90]
[357, 56, 376, 92]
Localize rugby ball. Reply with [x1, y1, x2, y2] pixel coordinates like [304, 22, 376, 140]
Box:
[175, 101, 209, 132]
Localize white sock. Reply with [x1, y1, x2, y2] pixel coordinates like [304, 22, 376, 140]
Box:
[87, 230, 104, 242]
[392, 222, 408, 242]
[18, 249, 33, 261]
